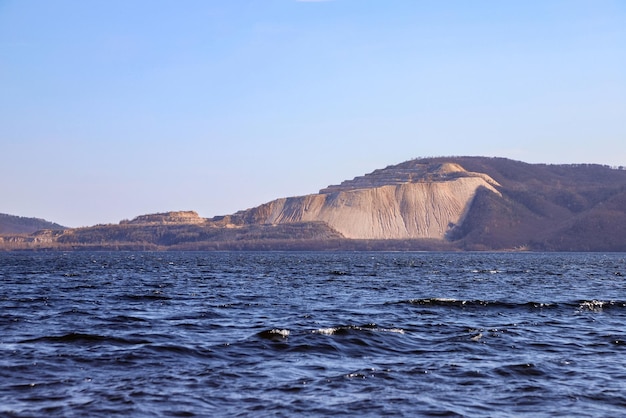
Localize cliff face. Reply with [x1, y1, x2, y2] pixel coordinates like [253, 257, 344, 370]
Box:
[122, 211, 206, 225]
[224, 163, 501, 239]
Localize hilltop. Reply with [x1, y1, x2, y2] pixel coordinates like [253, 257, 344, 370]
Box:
[2, 156, 626, 251]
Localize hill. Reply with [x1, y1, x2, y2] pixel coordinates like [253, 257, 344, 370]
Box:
[0, 213, 66, 235]
[2, 157, 626, 251]
[217, 162, 501, 240]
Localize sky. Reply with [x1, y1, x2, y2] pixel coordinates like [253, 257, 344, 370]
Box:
[1, 0, 625, 227]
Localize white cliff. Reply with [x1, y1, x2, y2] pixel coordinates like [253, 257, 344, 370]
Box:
[229, 162, 501, 240]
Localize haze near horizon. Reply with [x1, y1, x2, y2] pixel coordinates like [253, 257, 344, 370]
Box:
[1, 0, 624, 227]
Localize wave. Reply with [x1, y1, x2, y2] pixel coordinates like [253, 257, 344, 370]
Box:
[145, 343, 214, 359]
[257, 329, 291, 340]
[251, 324, 411, 357]
[575, 300, 626, 312]
[256, 324, 405, 340]
[312, 324, 405, 336]
[394, 298, 626, 311]
[20, 332, 150, 345]
[122, 293, 171, 301]
[396, 298, 556, 309]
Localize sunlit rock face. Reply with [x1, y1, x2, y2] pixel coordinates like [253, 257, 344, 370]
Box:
[227, 162, 501, 239]
[123, 211, 206, 225]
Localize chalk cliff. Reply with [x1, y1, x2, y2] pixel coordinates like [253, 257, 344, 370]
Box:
[221, 162, 501, 239]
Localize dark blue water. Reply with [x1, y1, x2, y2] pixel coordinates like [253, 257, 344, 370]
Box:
[1, 251, 626, 417]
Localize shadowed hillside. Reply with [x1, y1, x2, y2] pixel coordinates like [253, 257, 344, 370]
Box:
[0, 213, 66, 234]
[432, 157, 626, 251]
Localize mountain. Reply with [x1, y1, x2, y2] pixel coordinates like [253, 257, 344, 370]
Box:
[0, 213, 66, 234]
[2, 157, 626, 251]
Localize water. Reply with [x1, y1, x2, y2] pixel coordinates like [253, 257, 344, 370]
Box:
[1, 251, 626, 417]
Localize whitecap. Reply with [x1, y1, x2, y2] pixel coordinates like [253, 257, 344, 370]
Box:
[313, 326, 404, 335]
[268, 329, 290, 337]
[577, 300, 606, 312]
[313, 328, 338, 335]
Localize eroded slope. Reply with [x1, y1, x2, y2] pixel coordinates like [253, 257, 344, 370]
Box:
[224, 162, 501, 239]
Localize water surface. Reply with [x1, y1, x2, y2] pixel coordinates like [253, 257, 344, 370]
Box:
[1, 251, 625, 416]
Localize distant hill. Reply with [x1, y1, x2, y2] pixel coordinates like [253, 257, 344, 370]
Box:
[2, 157, 626, 251]
[0, 213, 66, 235]
[211, 156, 626, 251]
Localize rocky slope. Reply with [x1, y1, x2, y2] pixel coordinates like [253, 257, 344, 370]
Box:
[219, 162, 501, 239]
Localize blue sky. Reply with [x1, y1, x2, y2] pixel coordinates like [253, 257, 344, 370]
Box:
[1, 0, 625, 227]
